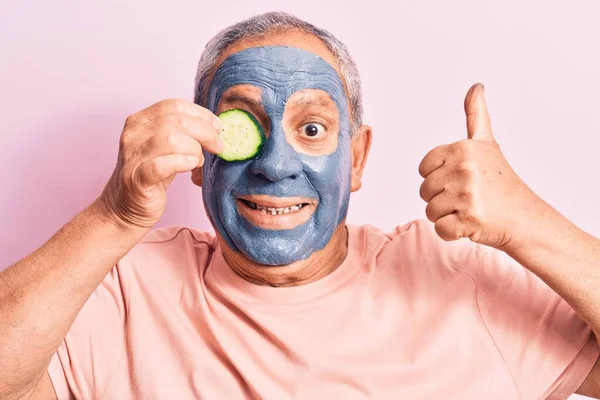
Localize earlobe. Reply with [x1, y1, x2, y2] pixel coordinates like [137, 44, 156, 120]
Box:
[191, 167, 203, 186]
[350, 125, 372, 192]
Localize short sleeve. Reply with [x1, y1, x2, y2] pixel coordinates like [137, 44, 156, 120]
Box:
[475, 245, 599, 399]
[48, 266, 128, 400]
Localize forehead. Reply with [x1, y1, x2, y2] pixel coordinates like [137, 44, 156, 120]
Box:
[207, 46, 347, 113]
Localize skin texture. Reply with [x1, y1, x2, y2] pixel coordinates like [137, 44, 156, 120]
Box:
[201, 46, 353, 266]
[0, 99, 225, 399]
[418, 83, 600, 396]
[418, 84, 543, 249]
[192, 31, 372, 285]
[0, 29, 599, 399]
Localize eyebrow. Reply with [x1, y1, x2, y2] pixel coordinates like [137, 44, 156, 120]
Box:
[292, 96, 334, 110]
[221, 92, 335, 111]
[220, 93, 263, 108]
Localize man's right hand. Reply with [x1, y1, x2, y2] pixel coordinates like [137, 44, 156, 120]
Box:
[0, 99, 224, 400]
[97, 99, 223, 230]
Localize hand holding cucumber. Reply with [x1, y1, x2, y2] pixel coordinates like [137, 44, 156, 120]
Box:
[418, 83, 548, 252]
[97, 99, 223, 230]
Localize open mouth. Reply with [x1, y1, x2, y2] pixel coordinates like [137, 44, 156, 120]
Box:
[239, 199, 310, 215]
[236, 195, 317, 230]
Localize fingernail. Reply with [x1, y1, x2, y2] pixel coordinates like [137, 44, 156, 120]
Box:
[217, 137, 224, 152]
[187, 155, 199, 164]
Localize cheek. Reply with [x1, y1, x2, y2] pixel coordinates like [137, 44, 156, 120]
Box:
[221, 164, 244, 187]
[206, 160, 245, 197]
[300, 150, 352, 196]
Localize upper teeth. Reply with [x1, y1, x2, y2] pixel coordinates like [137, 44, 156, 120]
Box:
[246, 201, 305, 215]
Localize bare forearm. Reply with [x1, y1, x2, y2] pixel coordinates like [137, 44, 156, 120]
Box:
[0, 200, 148, 396]
[505, 206, 600, 338]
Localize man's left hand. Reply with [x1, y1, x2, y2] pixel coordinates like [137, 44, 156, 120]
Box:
[418, 83, 552, 252]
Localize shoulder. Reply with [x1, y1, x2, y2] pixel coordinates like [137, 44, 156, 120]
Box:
[115, 225, 218, 287]
[352, 219, 482, 278]
[137, 225, 215, 246]
[129, 225, 216, 257]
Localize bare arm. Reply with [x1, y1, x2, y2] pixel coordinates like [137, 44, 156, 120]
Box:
[502, 210, 600, 398]
[0, 203, 146, 399]
[0, 99, 222, 399]
[419, 84, 600, 397]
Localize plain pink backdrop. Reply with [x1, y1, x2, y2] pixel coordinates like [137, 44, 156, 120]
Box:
[1, 2, 599, 396]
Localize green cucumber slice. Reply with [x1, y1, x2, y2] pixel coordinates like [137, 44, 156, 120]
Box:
[217, 109, 265, 161]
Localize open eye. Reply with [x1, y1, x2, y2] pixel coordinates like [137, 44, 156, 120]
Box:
[300, 122, 326, 138]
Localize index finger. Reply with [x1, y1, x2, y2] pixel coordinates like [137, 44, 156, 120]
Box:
[150, 113, 223, 154]
[136, 98, 223, 130]
[418, 144, 449, 178]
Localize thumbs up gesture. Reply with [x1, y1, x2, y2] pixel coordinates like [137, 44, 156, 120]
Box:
[418, 83, 547, 251]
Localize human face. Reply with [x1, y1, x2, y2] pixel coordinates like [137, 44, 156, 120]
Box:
[201, 45, 353, 266]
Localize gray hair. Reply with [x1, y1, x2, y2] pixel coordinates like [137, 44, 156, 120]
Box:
[193, 11, 363, 135]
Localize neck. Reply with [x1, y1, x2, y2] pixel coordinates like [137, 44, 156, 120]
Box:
[220, 223, 349, 287]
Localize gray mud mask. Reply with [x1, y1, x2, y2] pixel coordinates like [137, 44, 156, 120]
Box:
[201, 46, 352, 266]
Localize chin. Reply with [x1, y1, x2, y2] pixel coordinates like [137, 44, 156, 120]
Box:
[231, 222, 317, 266]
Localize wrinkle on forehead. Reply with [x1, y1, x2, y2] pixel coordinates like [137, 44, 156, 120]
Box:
[201, 30, 346, 102]
[201, 46, 354, 265]
[207, 46, 348, 120]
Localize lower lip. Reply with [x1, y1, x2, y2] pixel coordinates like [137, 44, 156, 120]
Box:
[236, 200, 315, 230]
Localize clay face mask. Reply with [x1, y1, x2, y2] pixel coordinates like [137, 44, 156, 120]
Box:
[202, 46, 352, 266]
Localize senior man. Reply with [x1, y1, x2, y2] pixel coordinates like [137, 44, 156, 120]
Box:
[2, 11, 600, 400]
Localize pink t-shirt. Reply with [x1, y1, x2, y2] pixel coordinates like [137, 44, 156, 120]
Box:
[48, 219, 599, 399]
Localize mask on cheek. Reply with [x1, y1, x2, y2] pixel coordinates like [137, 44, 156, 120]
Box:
[201, 46, 352, 266]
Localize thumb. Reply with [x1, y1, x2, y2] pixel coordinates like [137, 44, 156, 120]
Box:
[464, 83, 495, 141]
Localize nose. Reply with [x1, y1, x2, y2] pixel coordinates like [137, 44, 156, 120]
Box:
[249, 126, 303, 182]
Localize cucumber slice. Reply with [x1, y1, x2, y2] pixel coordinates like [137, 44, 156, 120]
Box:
[217, 109, 265, 161]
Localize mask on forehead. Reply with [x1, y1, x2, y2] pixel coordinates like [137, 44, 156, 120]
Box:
[202, 46, 352, 266]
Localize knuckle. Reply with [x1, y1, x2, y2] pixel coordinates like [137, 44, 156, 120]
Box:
[119, 130, 134, 149]
[435, 144, 445, 154]
[434, 221, 449, 240]
[457, 160, 477, 176]
[448, 142, 460, 156]
[418, 163, 426, 178]
[124, 114, 137, 130]
[419, 182, 428, 201]
[166, 131, 179, 149]
[425, 203, 436, 222]
[160, 98, 182, 113]
[459, 187, 475, 203]
[460, 180, 477, 199]
[119, 134, 128, 150]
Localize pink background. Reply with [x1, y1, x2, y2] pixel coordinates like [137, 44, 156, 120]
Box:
[1, 1, 599, 396]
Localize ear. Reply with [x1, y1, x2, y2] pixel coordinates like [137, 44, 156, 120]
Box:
[350, 124, 372, 192]
[191, 166, 203, 187]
